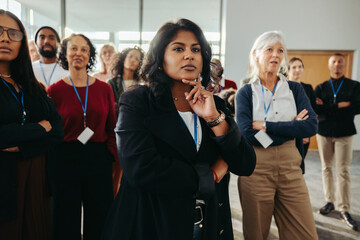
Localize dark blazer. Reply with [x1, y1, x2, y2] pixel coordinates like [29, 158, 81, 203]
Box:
[102, 85, 256, 240]
[0, 86, 64, 221]
[107, 75, 140, 117]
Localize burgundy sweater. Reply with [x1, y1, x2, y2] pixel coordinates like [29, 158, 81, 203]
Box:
[48, 79, 117, 159]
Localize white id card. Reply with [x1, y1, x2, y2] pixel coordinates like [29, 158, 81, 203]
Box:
[77, 127, 94, 145]
[254, 130, 273, 149]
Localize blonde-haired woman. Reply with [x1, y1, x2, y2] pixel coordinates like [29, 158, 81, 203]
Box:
[93, 43, 116, 81]
[235, 31, 318, 239]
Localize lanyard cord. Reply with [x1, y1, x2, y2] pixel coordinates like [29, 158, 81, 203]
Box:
[329, 79, 344, 103]
[1, 78, 26, 124]
[68, 74, 89, 128]
[260, 80, 278, 121]
[40, 61, 58, 86]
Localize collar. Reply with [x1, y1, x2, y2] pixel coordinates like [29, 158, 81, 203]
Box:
[330, 75, 345, 82]
[249, 73, 287, 85]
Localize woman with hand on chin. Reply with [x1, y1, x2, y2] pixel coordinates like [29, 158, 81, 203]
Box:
[102, 18, 256, 240]
[0, 9, 63, 239]
[47, 34, 119, 240]
[236, 31, 318, 239]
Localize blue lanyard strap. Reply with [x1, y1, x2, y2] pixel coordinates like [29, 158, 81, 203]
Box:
[194, 113, 198, 147]
[1, 78, 26, 124]
[329, 79, 344, 103]
[260, 80, 278, 121]
[40, 61, 58, 86]
[179, 113, 198, 148]
[68, 74, 89, 128]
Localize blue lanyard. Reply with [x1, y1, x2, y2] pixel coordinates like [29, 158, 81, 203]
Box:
[329, 79, 344, 103]
[260, 80, 278, 121]
[39, 61, 58, 86]
[68, 74, 89, 128]
[194, 114, 198, 147]
[1, 78, 26, 124]
[179, 113, 198, 148]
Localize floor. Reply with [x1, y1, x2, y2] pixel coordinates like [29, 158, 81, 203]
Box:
[229, 150, 360, 240]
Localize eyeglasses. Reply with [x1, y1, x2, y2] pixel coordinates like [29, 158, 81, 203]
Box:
[0, 26, 24, 42]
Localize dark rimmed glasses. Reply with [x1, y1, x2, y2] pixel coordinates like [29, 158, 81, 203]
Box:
[0, 26, 24, 42]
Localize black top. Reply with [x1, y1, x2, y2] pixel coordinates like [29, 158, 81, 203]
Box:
[315, 76, 360, 137]
[107, 75, 139, 117]
[0, 78, 64, 221]
[301, 82, 316, 113]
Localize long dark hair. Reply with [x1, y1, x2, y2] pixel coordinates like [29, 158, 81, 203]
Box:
[58, 33, 96, 72]
[0, 9, 46, 97]
[111, 46, 144, 80]
[141, 18, 212, 98]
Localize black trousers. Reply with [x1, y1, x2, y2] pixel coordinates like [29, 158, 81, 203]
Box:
[50, 142, 113, 240]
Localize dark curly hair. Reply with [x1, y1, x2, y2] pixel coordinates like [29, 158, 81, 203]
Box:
[140, 18, 212, 98]
[110, 46, 145, 80]
[0, 9, 46, 97]
[58, 33, 96, 72]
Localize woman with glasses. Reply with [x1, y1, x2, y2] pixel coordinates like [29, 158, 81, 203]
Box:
[47, 33, 118, 240]
[107, 46, 144, 117]
[0, 9, 63, 239]
[93, 44, 116, 82]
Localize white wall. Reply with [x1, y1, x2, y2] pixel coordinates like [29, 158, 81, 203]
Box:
[224, 0, 360, 149]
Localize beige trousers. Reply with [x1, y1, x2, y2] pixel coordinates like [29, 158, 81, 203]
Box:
[316, 134, 354, 212]
[238, 140, 318, 240]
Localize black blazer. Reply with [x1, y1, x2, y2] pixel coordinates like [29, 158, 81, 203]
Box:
[102, 85, 256, 240]
[0, 85, 64, 221]
[107, 75, 140, 117]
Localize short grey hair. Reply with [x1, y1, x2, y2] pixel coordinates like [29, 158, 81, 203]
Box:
[248, 31, 288, 78]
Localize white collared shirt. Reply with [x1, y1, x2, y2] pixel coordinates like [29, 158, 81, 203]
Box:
[178, 111, 202, 151]
[32, 60, 68, 87]
[250, 74, 297, 122]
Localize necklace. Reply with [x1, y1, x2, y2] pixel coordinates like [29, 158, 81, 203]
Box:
[173, 97, 187, 101]
[0, 73, 11, 78]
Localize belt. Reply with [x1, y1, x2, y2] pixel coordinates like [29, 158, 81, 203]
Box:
[194, 204, 204, 225]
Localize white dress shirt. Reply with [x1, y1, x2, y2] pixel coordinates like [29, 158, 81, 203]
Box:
[250, 74, 297, 122]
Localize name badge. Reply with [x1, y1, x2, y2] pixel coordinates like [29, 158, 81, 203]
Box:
[254, 130, 273, 149]
[77, 127, 94, 145]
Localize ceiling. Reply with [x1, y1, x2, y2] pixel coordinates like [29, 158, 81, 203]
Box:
[17, 0, 221, 32]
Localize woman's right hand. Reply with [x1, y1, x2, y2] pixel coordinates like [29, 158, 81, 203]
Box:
[295, 109, 309, 121]
[38, 120, 52, 132]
